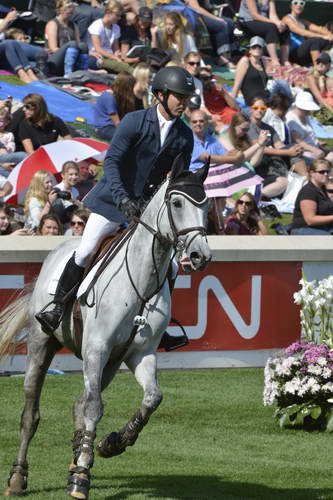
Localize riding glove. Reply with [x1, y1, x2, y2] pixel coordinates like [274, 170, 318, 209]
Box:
[120, 197, 141, 219]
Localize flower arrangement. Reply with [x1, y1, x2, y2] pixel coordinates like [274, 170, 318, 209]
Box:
[263, 276, 333, 431]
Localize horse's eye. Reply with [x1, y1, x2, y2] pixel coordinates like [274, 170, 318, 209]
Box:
[172, 199, 182, 208]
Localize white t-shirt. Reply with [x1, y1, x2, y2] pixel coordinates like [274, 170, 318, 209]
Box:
[88, 19, 121, 54]
[26, 197, 43, 229]
[286, 109, 317, 147]
[54, 181, 79, 200]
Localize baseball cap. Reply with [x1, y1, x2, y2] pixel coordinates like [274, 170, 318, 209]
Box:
[249, 36, 265, 48]
[138, 6, 153, 21]
[316, 53, 331, 65]
[294, 91, 320, 111]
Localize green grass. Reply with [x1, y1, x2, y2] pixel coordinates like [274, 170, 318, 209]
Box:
[0, 368, 333, 499]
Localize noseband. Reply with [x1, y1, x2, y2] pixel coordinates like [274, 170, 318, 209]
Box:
[135, 179, 208, 252]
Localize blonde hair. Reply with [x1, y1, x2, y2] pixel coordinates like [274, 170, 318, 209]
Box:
[133, 62, 150, 88]
[104, 0, 123, 13]
[56, 0, 76, 11]
[24, 170, 54, 217]
[162, 12, 184, 56]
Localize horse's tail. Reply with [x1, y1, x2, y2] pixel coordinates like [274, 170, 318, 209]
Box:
[0, 280, 35, 361]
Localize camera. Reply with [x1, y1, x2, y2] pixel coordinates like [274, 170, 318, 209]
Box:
[51, 188, 71, 200]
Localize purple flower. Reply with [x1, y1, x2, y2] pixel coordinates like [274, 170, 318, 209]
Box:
[285, 341, 307, 355]
[303, 344, 328, 364]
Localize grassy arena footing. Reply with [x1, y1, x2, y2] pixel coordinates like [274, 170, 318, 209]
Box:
[0, 368, 333, 499]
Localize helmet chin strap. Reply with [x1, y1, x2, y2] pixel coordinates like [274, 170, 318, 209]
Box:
[156, 91, 177, 119]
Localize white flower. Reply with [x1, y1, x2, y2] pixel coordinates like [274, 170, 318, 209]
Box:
[307, 364, 322, 376]
[323, 382, 333, 392]
[306, 377, 321, 394]
[284, 381, 297, 394]
[317, 357, 327, 366]
[322, 367, 332, 379]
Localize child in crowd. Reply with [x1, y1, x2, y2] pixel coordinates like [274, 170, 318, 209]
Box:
[0, 107, 26, 177]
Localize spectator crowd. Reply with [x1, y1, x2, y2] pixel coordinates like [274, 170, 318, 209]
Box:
[1, 0, 333, 236]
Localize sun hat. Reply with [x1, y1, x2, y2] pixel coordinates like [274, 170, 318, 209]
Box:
[316, 53, 331, 65]
[138, 6, 153, 21]
[294, 91, 320, 111]
[249, 36, 265, 48]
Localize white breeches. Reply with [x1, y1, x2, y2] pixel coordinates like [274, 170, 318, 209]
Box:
[74, 212, 119, 267]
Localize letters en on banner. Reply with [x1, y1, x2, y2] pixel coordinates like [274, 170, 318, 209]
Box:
[0, 261, 302, 354]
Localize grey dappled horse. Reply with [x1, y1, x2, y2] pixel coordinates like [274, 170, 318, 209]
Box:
[0, 156, 211, 499]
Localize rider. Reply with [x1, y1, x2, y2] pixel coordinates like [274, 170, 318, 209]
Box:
[36, 65, 196, 350]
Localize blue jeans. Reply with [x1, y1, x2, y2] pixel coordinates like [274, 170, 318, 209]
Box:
[291, 227, 332, 235]
[0, 39, 32, 72]
[0, 152, 27, 177]
[202, 15, 237, 55]
[95, 125, 116, 142]
[17, 42, 46, 65]
[47, 41, 89, 76]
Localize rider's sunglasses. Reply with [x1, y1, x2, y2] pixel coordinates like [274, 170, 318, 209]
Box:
[292, 1, 305, 6]
[316, 170, 330, 175]
[326, 188, 333, 193]
[187, 61, 200, 66]
[237, 200, 252, 207]
[252, 105, 267, 111]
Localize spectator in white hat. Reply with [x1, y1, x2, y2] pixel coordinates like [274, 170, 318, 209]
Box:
[286, 91, 333, 163]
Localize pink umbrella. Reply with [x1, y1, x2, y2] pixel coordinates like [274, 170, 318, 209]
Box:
[204, 163, 263, 197]
[5, 138, 109, 204]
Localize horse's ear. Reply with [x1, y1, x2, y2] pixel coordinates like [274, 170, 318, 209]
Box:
[195, 156, 210, 183]
[169, 152, 187, 182]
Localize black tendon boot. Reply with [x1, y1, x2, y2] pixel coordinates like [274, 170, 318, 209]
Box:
[158, 273, 189, 352]
[35, 253, 84, 334]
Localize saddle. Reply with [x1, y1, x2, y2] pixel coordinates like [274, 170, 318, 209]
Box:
[65, 223, 136, 359]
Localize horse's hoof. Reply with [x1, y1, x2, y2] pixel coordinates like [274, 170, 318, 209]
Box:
[67, 468, 90, 500]
[4, 472, 28, 496]
[96, 432, 125, 458]
[3, 487, 26, 496]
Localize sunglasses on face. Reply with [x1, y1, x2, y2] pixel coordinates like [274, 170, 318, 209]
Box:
[315, 170, 329, 175]
[23, 103, 36, 110]
[70, 220, 84, 226]
[292, 0, 305, 5]
[188, 61, 200, 66]
[252, 105, 267, 111]
[326, 188, 333, 193]
[237, 200, 252, 206]
[250, 45, 263, 49]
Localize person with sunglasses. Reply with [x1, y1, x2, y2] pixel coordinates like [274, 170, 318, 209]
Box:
[282, 0, 333, 66]
[199, 66, 239, 132]
[224, 192, 268, 235]
[305, 53, 333, 117]
[66, 208, 91, 236]
[248, 96, 305, 198]
[231, 36, 269, 106]
[17, 93, 71, 155]
[45, 0, 89, 77]
[238, 0, 289, 68]
[291, 159, 333, 235]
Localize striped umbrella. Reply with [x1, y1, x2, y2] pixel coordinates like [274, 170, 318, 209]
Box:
[5, 138, 109, 204]
[204, 163, 263, 197]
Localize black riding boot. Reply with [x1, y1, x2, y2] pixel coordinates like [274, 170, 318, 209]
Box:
[158, 274, 189, 352]
[35, 253, 84, 334]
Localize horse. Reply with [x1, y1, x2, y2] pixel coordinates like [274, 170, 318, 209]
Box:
[0, 155, 211, 499]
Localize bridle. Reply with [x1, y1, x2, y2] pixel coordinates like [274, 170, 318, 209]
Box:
[126, 178, 208, 303]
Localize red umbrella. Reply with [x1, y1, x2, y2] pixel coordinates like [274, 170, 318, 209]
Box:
[5, 138, 109, 204]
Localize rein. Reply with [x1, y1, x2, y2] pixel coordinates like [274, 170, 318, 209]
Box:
[126, 178, 208, 303]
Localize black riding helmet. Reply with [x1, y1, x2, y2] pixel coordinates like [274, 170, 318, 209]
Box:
[152, 66, 195, 118]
